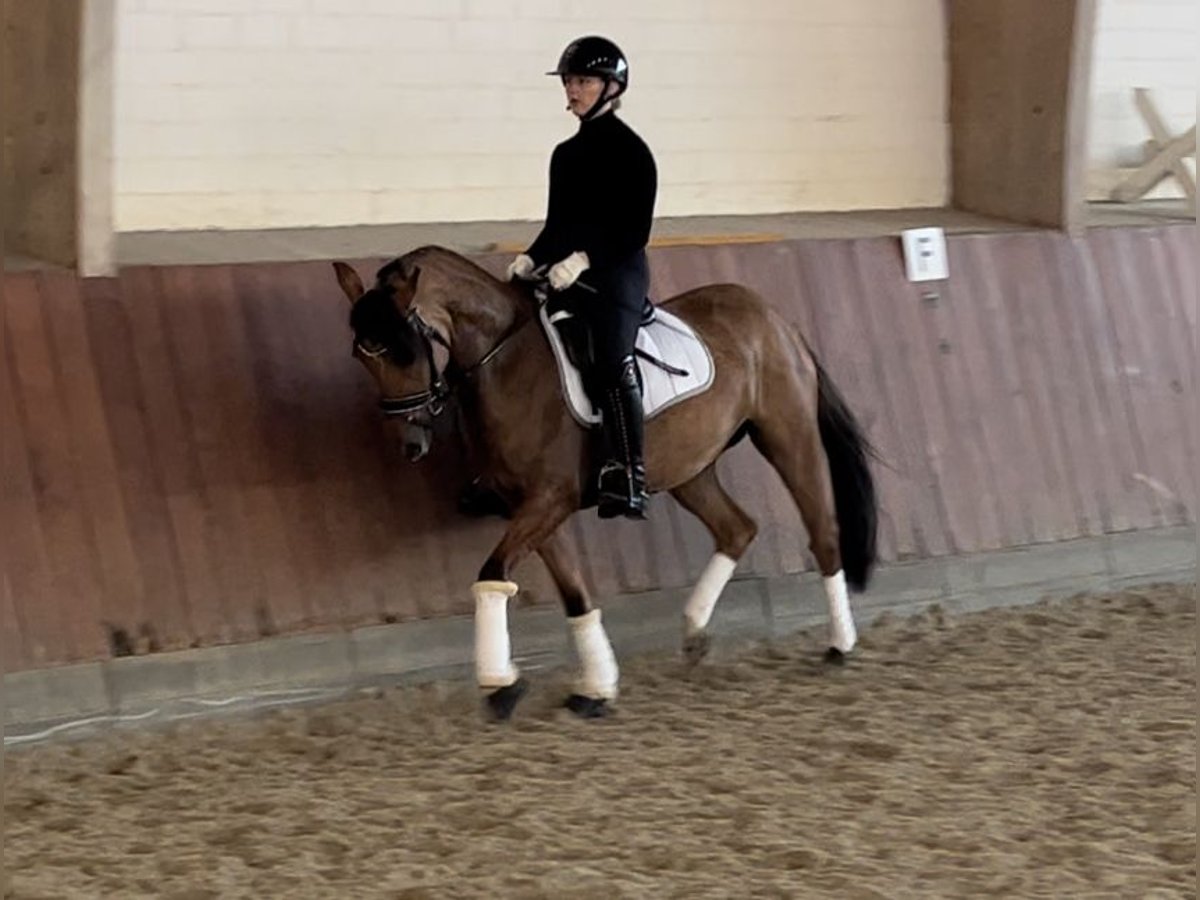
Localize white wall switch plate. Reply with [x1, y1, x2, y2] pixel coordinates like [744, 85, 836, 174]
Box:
[900, 227, 949, 282]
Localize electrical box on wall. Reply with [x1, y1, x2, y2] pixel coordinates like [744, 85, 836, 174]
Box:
[901, 227, 949, 282]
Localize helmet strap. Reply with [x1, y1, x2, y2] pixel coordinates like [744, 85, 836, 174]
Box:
[579, 77, 625, 121]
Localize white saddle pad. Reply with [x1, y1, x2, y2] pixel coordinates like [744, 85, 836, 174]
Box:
[539, 303, 716, 427]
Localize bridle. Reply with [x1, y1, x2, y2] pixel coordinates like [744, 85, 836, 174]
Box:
[356, 304, 530, 421]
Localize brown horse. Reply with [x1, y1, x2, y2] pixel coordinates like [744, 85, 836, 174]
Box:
[332, 246, 877, 720]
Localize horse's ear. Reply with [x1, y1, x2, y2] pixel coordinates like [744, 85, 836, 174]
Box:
[332, 261, 365, 304]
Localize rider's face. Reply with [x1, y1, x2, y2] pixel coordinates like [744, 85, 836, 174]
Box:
[563, 74, 606, 117]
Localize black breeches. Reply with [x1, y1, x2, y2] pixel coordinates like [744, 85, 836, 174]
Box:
[570, 253, 649, 395]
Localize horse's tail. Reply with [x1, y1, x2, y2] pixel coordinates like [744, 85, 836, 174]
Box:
[813, 358, 878, 592]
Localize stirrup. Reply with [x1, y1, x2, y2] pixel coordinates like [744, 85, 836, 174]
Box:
[597, 463, 648, 520]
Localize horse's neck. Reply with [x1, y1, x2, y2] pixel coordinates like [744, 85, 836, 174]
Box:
[453, 296, 555, 462]
[433, 263, 528, 370]
[416, 251, 552, 466]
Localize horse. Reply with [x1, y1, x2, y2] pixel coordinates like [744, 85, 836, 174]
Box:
[331, 246, 878, 720]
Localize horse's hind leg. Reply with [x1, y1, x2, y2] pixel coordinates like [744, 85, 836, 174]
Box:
[749, 412, 857, 660]
[670, 466, 758, 665]
[537, 532, 616, 718]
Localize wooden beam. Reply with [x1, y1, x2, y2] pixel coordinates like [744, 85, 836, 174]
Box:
[1111, 125, 1197, 203]
[1133, 88, 1196, 202]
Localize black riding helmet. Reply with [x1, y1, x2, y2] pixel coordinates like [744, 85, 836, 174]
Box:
[548, 36, 629, 120]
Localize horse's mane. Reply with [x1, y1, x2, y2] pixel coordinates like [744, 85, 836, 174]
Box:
[349, 246, 528, 364]
[378, 245, 504, 290]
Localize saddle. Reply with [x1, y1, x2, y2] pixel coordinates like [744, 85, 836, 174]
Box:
[539, 294, 715, 428]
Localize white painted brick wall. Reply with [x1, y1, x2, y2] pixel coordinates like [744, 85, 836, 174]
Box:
[114, 0, 949, 231]
[1090, 0, 1197, 199]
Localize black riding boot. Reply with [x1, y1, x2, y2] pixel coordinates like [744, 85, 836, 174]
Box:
[597, 356, 649, 520]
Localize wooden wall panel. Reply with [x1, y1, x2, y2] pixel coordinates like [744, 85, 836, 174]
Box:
[1, 226, 1192, 670]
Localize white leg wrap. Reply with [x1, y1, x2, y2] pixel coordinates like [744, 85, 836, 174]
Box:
[683, 552, 738, 636]
[472, 581, 520, 689]
[824, 570, 857, 653]
[569, 609, 619, 700]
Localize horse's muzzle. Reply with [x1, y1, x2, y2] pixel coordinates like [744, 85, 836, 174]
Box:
[400, 421, 431, 462]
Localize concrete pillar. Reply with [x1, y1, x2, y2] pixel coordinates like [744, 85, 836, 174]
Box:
[2, 0, 115, 275]
[78, 0, 116, 277]
[948, 0, 1096, 232]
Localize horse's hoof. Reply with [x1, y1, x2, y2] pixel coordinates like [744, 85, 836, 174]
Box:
[564, 694, 611, 719]
[682, 630, 711, 666]
[484, 678, 528, 721]
[824, 647, 847, 666]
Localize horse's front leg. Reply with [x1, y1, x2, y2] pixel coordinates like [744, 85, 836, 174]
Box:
[473, 489, 574, 721]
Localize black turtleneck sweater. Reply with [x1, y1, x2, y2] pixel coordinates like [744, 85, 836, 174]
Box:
[526, 111, 657, 274]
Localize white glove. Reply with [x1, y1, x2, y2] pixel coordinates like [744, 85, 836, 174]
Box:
[506, 253, 535, 281]
[548, 251, 590, 291]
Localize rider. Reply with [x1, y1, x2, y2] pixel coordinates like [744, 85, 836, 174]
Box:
[507, 35, 658, 520]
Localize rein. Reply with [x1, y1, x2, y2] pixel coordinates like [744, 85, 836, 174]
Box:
[367, 299, 534, 420]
